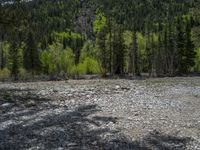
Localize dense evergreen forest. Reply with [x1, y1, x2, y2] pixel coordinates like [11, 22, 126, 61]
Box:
[0, 0, 200, 80]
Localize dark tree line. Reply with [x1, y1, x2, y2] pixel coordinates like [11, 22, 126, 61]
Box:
[0, 0, 199, 79]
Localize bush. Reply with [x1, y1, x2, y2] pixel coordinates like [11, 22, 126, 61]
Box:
[84, 57, 101, 74]
[77, 63, 87, 75]
[0, 68, 11, 79]
[194, 48, 200, 72]
[18, 68, 29, 80]
[60, 48, 75, 74]
[40, 50, 51, 74]
[40, 42, 101, 77]
[40, 43, 75, 76]
[77, 57, 101, 75]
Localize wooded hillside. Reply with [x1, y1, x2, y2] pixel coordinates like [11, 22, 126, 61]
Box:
[0, 0, 200, 79]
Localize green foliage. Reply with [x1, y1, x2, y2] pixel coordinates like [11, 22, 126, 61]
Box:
[9, 41, 24, 79]
[185, 20, 196, 72]
[137, 32, 147, 73]
[194, 48, 200, 71]
[93, 10, 107, 34]
[80, 40, 97, 61]
[0, 41, 10, 69]
[53, 32, 81, 42]
[123, 31, 147, 75]
[77, 57, 101, 75]
[0, 0, 199, 79]
[23, 31, 40, 73]
[18, 68, 29, 80]
[123, 31, 132, 72]
[40, 42, 75, 75]
[123, 31, 132, 47]
[96, 28, 108, 75]
[0, 68, 10, 79]
[76, 63, 87, 75]
[176, 17, 196, 74]
[113, 28, 126, 75]
[53, 31, 83, 64]
[60, 48, 75, 75]
[77, 40, 101, 75]
[40, 43, 59, 74]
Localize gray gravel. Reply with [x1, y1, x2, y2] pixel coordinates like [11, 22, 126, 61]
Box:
[0, 77, 200, 150]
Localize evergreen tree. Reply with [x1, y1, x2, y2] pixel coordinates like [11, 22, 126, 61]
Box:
[10, 40, 21, 80]
[23, 31, 40, 74]
[113, 27, 125, 75]
[96, 27, 107, 75]
[184, 18, 196, 73]
[0, 34, 5, 69]
[0, 0, 199, 77]
[132, 30, 141, 76]
[176, 17, 186, 74]
[168, 23, 177, 76]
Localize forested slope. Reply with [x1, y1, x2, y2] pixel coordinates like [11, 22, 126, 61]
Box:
[0, 0, 200, 79]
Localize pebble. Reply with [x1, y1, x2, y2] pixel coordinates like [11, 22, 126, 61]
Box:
[115, 85, 120, 89]
[2, 103, 11, 107]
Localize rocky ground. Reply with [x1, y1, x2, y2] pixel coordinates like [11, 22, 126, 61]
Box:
[0, 77, 200, 150]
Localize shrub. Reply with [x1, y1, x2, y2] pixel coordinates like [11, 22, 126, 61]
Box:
[40, 42, 101, 77]
[40, 43, 75, 76]
[18, 68, 29, 79]
[77, 57, 101, 75]
[77, 63, 87, 75]
[0, 68, 11, 79]
[194, 48, 200, 72]
[40, 50, 51, 74]
[84, 57, 101, 74]
[60, 48, 75, 74]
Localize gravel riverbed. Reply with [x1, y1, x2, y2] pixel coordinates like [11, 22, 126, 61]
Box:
[0, 77, 200, 150]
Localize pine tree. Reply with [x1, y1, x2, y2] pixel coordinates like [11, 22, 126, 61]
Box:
[10, 40, 20, 80]
[113, 27, 125, 75]
[146, 32, 152, 76]
[132, 30, 141, 76]
[176, 17, 196, 74]
[23, 31, 40, 74]
[176, 17, 186, 74]
[156, 33, 164, 76]
[97, 27, 107, 75]
[184, 18, 196, 73]
[0, 0, 198, 77]
[168, 22, 177, 76]
[0, 34, 5, 69]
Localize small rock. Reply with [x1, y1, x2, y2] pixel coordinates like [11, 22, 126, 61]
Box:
[27, 100, 36, 107]
[115, 85, 120, 89]
[105, 88, 110, 93]
[67, 94, 73, 97]
[121, 87, 130, 90]
[135, 113, 139, 116]
[2, 103, 11, 107]
[86, 95, 91, 98]
[92, 141, 97, 145]
[39, 90, 46, 96]
[53, 89, 58, 93]
[67, 143, 77, 147]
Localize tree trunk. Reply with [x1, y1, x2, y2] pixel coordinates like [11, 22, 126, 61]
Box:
[0, 34, 4, 70]
[132, 30, 140, 77]
[108, 18, 113, 76]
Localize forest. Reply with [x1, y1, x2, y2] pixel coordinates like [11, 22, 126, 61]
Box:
[0, 0, 200, 80]
[1, 1, 200, 149]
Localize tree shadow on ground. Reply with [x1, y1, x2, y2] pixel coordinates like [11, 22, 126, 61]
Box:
[141, 130, 190, 150]
[0, 88, 191, 150]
